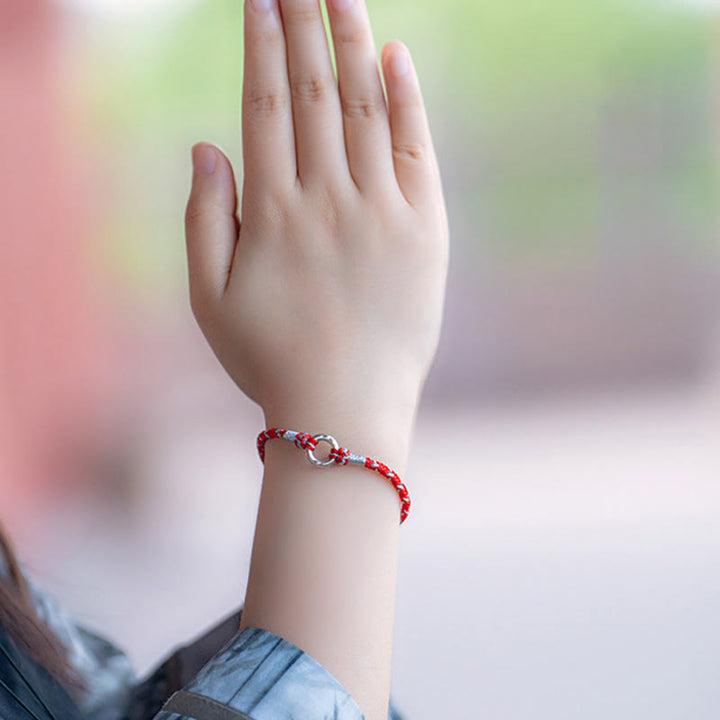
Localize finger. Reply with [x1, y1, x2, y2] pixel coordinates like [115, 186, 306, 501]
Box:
[243, 0, 296, 194]
[381, 42, 440, 210]
[280, 0, 349, 186]
[185, 143, 239, 309]
[326, 0, 394, 195]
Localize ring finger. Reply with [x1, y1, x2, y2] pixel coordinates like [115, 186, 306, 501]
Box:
[326, 0, 394, 195]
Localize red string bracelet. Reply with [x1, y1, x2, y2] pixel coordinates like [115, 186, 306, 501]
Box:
[256, 428, 411, 524]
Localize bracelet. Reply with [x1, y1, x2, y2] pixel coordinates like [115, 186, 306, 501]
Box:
[256, 428, 411, 524]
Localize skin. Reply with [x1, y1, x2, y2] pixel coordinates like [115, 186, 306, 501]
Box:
[184, 0, 449, 718]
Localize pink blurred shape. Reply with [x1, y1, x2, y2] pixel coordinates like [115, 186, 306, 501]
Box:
[0, 0, 117, 545]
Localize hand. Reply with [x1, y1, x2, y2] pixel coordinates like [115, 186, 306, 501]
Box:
[184, 0, 449, 422]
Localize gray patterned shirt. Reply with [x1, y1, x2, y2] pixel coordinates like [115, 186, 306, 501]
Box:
[2, 557, 404, 720]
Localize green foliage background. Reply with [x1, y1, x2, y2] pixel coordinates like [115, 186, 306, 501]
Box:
[71, 0, 718, 294]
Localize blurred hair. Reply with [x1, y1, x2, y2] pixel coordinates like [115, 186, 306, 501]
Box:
[0, 520, 87, 699]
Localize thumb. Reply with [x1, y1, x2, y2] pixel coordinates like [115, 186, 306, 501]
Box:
[185, 142, 239, 311]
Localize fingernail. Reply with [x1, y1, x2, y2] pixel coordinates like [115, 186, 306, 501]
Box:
[192, 144, 217, 175]
[331, 0, 354, 11]
[390, 49, 409, 78]
[252, 0, 276, 11]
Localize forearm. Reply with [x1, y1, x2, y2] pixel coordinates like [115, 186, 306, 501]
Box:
[238, 394, 418, 720]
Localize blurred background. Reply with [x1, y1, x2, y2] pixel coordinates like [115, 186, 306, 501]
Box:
[2, 0, 720, 717]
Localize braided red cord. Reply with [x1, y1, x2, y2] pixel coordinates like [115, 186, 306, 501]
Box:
[256, 427, 411, 524]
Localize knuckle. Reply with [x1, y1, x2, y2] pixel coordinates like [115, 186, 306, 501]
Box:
[310, 185, 343, 230]
[185, 203, 209, 227]
[290, 72, 333, 104]
[186, 202, 229, 234]
[246, 86, 289, 119]
[395, 94, 423, 112]
[335, 27, 368, 46]
[248, 192, 287, 227]
[392, 140, 426, 164]
[253, 24, 283, 47]
[185, 201, 220, 228]
[340, 92, 386, 120]
[285, 4, 319, 28]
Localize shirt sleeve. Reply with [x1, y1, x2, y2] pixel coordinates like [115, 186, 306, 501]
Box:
[153, 625, 380, 720]
[14, 563, 406, 720]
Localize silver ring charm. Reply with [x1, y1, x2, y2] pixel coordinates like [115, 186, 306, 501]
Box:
[305, 433, 339, 468]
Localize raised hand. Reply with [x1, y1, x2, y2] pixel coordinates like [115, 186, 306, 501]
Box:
[184, 0, 449, 427]
[184, 4, 449, 718]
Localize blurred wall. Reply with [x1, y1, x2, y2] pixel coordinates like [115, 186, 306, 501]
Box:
[0, 0, 116, 542]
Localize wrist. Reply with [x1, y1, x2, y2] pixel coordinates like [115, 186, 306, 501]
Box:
[261, 394, 418, 478]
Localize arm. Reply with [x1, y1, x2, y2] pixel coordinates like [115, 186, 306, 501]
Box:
[240, 398, 417, 720]
[183, 0, 449, 718]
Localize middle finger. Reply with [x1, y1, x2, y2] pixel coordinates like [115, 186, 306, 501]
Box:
[280, 0, 349, 188]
